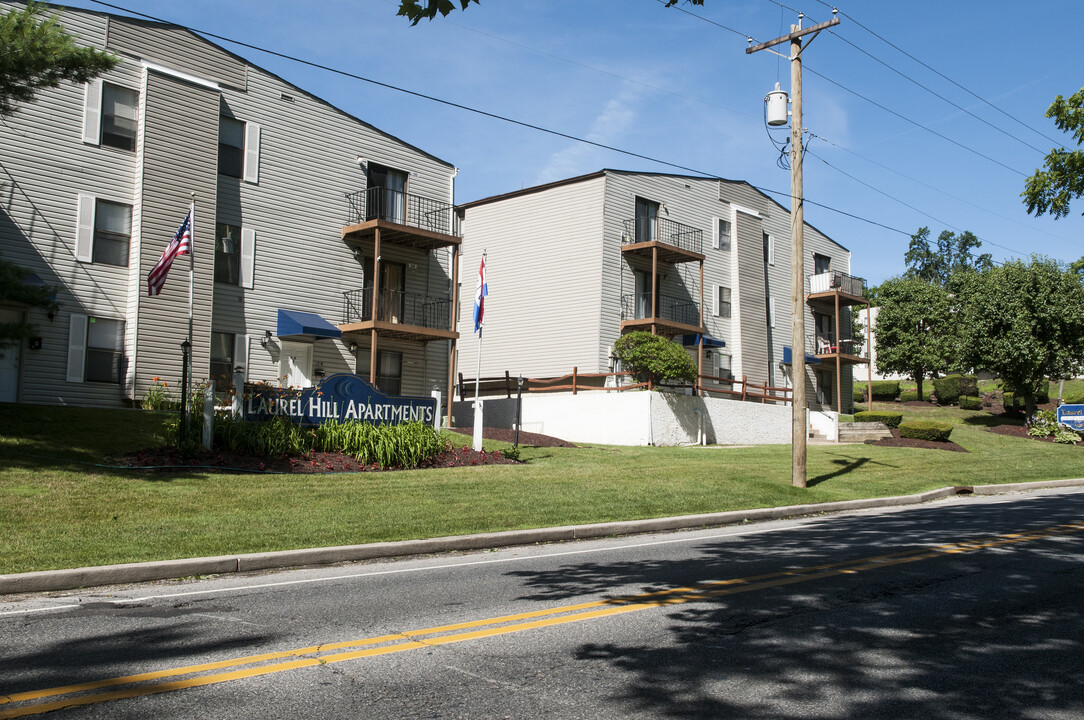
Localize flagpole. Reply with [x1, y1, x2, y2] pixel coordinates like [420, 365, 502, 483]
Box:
[186, 192, 195, 410]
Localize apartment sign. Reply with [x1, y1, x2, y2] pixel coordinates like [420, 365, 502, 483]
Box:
[1056, 405, 1084, 432]
[244, 373, 435, 426]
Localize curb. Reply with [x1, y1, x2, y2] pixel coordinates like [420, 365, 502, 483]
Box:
[3, 479, 1082, 595]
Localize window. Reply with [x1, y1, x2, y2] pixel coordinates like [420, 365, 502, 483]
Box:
[92, 200, 131, 267]
[763, 233, 775, 265]
[376, 350, 402, 396]
[215, 223, 241, 284]
[85, 317, 124, 383]
[634, 197, 659, 243]
[210, 332, 235, 393]
[816, 369, 834, 406]
[714, 286, 732, 318]
[218, 116, 245, 177]
[814, 253, 831, 275]
[715, 218, 731, 251]
[715, 352, 732, 381]
[101, 83, 138, 150]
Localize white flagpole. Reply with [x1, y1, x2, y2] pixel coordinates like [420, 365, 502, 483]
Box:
[472, 251, 486, 451]
[186, 192, 195, 407]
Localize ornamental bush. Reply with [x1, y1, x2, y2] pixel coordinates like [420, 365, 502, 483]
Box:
[899, 389, 931, 403]
[870, 381, 901, 401]
[854, 410, 903, 428]
[853, 384, 867, 403]
[959, 395, 983, 411]
[612, 331, 697, 387]
[899, 420, 953, 442]
[932, 374, 978, 405]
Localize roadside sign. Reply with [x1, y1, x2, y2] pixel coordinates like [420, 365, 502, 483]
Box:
[1056, 404, 1084, 431]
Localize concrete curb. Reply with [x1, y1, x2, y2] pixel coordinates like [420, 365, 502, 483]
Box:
[3, 479, 1082, 595]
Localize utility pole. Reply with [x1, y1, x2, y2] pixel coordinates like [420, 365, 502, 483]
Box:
[747, 11, 839, 488]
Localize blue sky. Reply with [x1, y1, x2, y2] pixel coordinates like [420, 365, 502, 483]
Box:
[62, 0, 1084, 284]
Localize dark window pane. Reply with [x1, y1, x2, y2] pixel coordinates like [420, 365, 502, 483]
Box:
[93, 200, 131, 267]
[214, 223, 241, 284]
[218, 116, 244, 177]
[102, 84, 138, 151]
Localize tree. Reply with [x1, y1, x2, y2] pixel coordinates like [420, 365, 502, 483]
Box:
[612, 331, 697, 389]
[0, 1, 117, 117]
[957, 257, 1084, 417]
[0, 256, 58, 348]
[397, 0, 700, 24]
[1022, 87, 1084, 218]
[903, 226, 992, 287]
[871, 277, 957, 400]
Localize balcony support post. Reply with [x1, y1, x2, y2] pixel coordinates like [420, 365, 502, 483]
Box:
[835, 290, 842, 412]
[370, 227, 382, 386]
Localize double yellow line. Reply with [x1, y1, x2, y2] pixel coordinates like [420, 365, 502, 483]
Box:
[3, 521, 1081, 718]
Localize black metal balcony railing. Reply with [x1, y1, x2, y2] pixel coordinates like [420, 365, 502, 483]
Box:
[623, 217, 702, 255]
[342, 287, 452, 330]
[807, 270, 865, 297]
[621, 292, 700, 326]
[345, 186, 459, 237]
[808, 332, 867, 359]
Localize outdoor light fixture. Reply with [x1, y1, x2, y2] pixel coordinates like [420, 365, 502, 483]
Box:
[260, 330, 272, 348]
[314, 365, 325, 379]
[348, 342, 359, 354]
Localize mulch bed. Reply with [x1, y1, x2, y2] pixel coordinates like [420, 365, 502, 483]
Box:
[987, 423, 1082, 446]
[115, 427, 575, 474]
[865, 428, 968, 452]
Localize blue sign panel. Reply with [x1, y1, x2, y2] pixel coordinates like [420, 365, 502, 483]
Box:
[244, 373, 435, 426]
[1057, 404, 1084, 432]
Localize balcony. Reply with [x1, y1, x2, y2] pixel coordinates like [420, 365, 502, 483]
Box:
[806, 270, 867, 306]
[620, 292, 704, 336]
[808, 331, 868, 364]
[621, 217, 704, 264]
[342, 186, 461, 252]
[340, 287, 457, 342]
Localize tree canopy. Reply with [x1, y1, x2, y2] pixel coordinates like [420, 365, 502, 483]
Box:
[956, 256, 1084, 416]
[870, 277, 957, 399]
[397, 0, 700, 24]
[1022, 87, 1084, 219]
[0, 1, 116, 117]
[902, 226, 992, 286]
[0, 256, 58, 348]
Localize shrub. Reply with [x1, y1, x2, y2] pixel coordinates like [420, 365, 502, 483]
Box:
[959, 395, 982, 411]
[869, 381, 901, 401]
[1053, 426, 1081, 444]
[899, 389, 931, 403]
[932, 374, 978, 405]
[1063, 390, 1084, 405]
[899, 420, 953, 442]
[854, 410, 903, 428]
[853, 384, 866, 403]
[612, 331, 697, 387]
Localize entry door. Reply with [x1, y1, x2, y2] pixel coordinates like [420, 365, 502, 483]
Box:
[367, 163, 407, 224]
[635, 197, 658, 243]
[0, 309, 21, 401]
[634, 269, 660, 319]
[380, 262, 406, 323]
[279, 341, 313, 388]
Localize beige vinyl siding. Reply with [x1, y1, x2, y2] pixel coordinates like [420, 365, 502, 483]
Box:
[459, 175, 606, 379]
[133, 70, 220, 401]
[107, 18, 248, 90]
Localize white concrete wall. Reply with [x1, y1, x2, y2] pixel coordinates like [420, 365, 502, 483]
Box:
[809, 409, 839, 442]
[453, 390, 792, 446]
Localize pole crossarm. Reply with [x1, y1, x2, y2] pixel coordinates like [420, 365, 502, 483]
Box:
[745, 17, 839, 54]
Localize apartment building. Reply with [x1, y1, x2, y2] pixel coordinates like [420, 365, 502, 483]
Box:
[457, 170, 867, 413]
[0, 3, 460, 407]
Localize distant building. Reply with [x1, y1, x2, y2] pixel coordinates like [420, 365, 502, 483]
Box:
[855, 306, 908, 382]
[0, 3, 460, 408]
[457, 170, 869, 413]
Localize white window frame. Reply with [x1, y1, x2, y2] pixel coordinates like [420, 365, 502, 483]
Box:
[712, 216, 731, 251]
[75, 194, 131, 265]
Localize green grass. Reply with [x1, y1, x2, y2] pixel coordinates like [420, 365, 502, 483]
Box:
[2, 402, 1082, 575]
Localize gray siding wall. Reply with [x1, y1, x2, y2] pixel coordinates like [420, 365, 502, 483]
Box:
[0, 4, 457, 406]
[734, 209, 769, 387]
[459, 175, 606, 379]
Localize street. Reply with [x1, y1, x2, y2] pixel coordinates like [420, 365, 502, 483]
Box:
[2, 488, 1082, 719]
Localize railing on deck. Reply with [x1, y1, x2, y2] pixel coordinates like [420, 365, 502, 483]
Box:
[620, 293, 700, 326]
[807, 270, 865, 297]
[808, 332, 868, 359]
[342, 287, 452, 330]
[623, 217, 703, 254]
[345, 186, 459, 237]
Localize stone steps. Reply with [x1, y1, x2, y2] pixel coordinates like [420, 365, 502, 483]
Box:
[838, 421, 893, 443]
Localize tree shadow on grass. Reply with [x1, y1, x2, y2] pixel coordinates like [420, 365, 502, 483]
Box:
[962, 413, 1024, 428]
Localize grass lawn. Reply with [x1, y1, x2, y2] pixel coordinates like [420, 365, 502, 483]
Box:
[1, 402, 1081, 575]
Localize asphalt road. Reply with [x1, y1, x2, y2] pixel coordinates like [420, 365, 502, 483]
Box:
[2, 488, 1082, 719]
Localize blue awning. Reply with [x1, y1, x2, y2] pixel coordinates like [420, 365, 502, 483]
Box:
[782, 346, 822, 365]
[277, 309, 342, 340]
[680, 333, 726, 349]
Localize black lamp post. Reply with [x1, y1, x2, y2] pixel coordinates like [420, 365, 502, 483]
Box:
[180, 339, 191, 446]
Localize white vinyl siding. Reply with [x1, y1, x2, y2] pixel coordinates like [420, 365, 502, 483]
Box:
[81, 80, 102, 145]
[240, 227, 256, 288]
[243, 122, 260, 184]
[66, 314, 88, 382]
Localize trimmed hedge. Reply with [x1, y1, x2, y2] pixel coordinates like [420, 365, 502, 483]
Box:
[855, 410, 903, 428]
[899, 420, 953, 442]
[1064, 391, 1084, 405]
[899, 389, 931, 403]
[932, 374, 978, 405]
[870, 381, 901, 401]
[853, 385, 866, 403]
[1004, 386, 1050, 411]
[959, 395, 983, 410]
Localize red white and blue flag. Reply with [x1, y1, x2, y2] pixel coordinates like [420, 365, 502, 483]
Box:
[147, 208, 192, 296]
[473, 255, 488, 333]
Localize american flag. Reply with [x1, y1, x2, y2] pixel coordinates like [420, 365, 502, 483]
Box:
[147, 208, 192, 296]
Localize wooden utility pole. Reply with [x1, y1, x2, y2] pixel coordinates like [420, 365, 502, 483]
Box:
[747, 12, 839, 488]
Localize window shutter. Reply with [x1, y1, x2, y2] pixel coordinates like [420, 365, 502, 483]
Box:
[243, 123, 261, 184]
[711, 217, 719, 249]
[768, 235, 775, 265]
[240, 227, 256, 288]
[713, 285, 720, 317]
[66, 314, 88, 383]
[75, 194, 95, 262]
[233, 334, 249, 377]
[769, 297, 776, 327]
[82, 80, 102, 145]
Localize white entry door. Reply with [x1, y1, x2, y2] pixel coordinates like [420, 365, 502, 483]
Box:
[279, 341, 313, 388]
